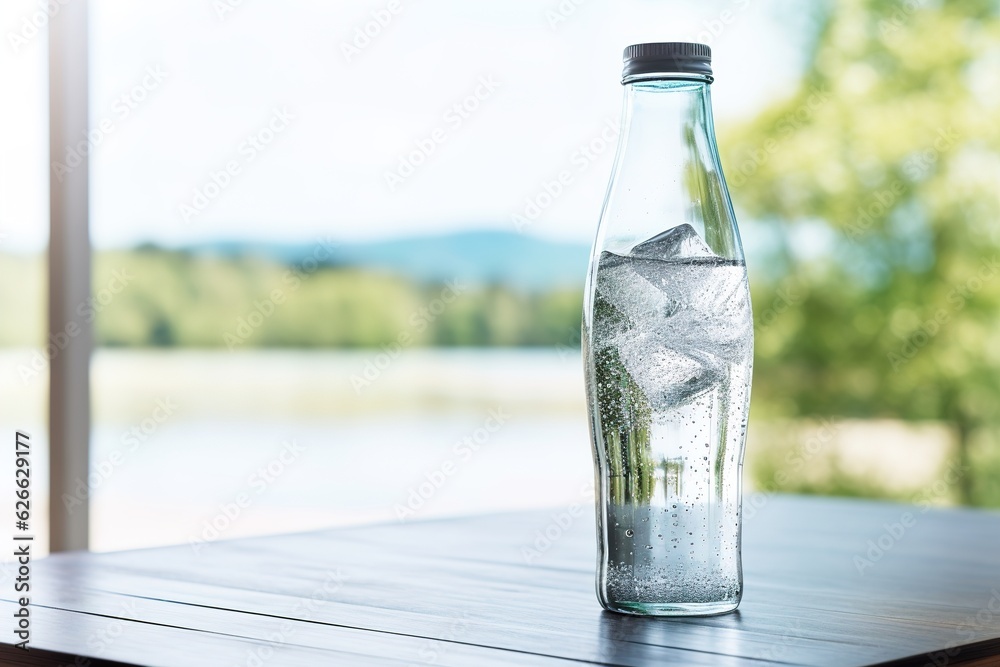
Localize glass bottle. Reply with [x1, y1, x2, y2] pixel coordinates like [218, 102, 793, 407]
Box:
[583, 43, 753, 616]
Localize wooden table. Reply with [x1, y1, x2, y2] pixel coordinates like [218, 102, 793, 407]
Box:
[2, 495, 999, 666]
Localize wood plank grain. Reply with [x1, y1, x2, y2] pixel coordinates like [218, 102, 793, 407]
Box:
[0, 495, 997, 666]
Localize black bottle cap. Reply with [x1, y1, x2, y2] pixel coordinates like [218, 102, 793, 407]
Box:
[622, 42, 713, 83]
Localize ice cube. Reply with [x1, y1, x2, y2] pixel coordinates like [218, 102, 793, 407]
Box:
[627, 225, 750, 356]
[629, 256, 752, 363]
[598, 253, 750, 362]
[617, 331, 726, 406]
[593, 239, 752, 408]
[630, 223, 715, 260]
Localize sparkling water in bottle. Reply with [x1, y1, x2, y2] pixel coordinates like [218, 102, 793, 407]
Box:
[583, 43, 753, 616]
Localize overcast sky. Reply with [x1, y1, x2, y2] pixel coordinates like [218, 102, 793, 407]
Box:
[0, 0, 810, 252]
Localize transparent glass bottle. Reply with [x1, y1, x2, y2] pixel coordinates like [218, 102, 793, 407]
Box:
[583, 43, 753, 616]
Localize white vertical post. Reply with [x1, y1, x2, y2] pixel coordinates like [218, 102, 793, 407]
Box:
[48, 0, 90, 552]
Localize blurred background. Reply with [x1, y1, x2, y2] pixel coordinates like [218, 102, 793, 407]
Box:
[1, 0, 998, 554]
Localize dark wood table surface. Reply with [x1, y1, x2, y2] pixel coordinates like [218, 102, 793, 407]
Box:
[2, 495, 999, 666]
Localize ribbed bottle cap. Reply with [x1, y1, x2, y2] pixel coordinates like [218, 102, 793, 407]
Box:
[622, 42, 713, 83]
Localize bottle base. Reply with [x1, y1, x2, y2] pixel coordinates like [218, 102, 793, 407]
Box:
[601, 599, 739, 617]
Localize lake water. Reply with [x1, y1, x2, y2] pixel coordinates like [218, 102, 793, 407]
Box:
[0, 349, 952, 555]
[1, 349, 595, 553]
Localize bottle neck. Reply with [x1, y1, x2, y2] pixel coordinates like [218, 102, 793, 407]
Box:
[621, 79, 718, 161]
[601, 78, 740, 259]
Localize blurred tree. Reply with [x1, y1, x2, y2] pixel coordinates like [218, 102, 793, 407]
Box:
[56, 249, 585, 350]
[723, 0, 1000, 504]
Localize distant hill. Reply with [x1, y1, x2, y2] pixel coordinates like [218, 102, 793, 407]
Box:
[180, 230, 592, 291]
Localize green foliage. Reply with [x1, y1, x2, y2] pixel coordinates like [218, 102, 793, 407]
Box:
[0, 249, 580, 349]
[722, 0, 1000, 504]
[593, 293, 655, 505]
[967, 427, 1000, 506]
[0, 255, 44, 346]
[0, 249, 586, 349]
